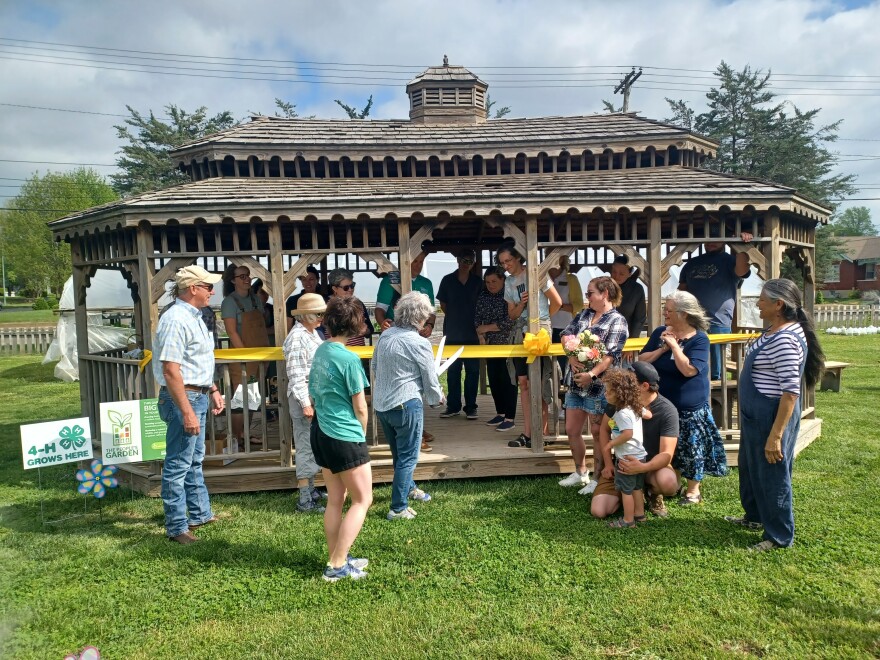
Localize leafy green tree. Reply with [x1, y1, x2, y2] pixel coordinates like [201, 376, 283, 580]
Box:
[1, 169, 117, 295]
[111, 105, 235, 196]
[826, 206, 877, 236]
[334, 96, 373, 119]
[486, 95, 510, 119]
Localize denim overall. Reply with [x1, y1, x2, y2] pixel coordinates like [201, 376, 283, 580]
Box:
[738, 329, 807, 547]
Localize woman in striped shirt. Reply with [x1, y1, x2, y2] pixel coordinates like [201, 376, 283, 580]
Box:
[726, 279, 824, 552]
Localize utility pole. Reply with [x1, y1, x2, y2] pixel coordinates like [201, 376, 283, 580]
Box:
[614, 67, 643, 113]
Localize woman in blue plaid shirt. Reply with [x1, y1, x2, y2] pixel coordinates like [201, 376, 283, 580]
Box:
[558, 276, 629, 495]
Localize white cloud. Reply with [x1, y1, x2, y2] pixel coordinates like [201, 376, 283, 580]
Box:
[0, 0, 877, 220]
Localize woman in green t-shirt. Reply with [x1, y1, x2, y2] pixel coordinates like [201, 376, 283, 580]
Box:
[308, 296, 373, 582]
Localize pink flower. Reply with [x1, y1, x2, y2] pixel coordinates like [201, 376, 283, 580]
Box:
[585, 347, 599, 361]
[563, 336, 580, 352]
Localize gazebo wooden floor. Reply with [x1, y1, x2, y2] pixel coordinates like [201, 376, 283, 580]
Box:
[115, 394, 822, 496]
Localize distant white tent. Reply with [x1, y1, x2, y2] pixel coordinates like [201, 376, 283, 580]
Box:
[44, 270, 150, 382]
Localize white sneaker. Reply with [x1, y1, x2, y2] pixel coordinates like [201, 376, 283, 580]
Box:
[558, 471, 590, 488]
[386, 507, 418, 520]
[578, 479, 599, 495]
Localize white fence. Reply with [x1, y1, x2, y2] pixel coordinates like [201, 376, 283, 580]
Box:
[814, 304, 880, 329]
[0, 327, 55, 354]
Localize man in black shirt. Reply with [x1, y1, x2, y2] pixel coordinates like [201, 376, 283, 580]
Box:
[590, 362, 680, 519]
[436, 249, 483, 419]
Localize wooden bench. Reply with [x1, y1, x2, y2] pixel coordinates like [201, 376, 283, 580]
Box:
[820, 361, 850, 392]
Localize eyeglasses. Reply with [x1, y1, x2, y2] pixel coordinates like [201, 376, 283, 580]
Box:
[315, 313, 325, 318]
[459, 258, 475, 265]
[234, 273, 250, 280]
[195, 283, 214, 292]
[586, 290, 598, 297]
[337, 283, 356, 292]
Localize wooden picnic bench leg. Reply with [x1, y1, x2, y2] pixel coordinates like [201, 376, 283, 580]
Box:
[820, 368, 842, 393]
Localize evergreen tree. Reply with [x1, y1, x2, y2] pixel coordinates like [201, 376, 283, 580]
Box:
[665, 61, 857, 285]
[1, 169, 117, 295]
[334, 96, 373, 119]
[111, 105, 235, 196]
[486, 95, 510, 119]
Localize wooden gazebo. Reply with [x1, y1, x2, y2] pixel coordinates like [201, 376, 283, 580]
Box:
[50, 62, 829, 495]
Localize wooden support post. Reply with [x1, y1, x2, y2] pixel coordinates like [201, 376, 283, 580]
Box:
[70, 241, 94, 426]
[136, 227, 159, 398]
[268, 224, 294, 467]
[525, 216, 544, 454]
[647, 213, 662, 330]
[398, 218, 413, 294]
[764, 210, 782, 279]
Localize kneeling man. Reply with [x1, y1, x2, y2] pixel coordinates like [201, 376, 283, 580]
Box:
[591, 361, 679, 519]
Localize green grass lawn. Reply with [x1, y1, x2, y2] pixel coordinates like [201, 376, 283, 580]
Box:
[1, 336, 879, 658]
[0, 309, 59, 326]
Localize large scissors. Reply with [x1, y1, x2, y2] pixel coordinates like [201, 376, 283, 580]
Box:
[434, 335, 464, 376]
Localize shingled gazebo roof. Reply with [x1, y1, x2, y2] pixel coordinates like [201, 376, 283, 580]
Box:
[49, 167, 830, 238]
[169, 113, 719, 164]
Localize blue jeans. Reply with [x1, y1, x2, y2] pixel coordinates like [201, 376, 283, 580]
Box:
[445, 357, 479, 414]
[377, 398, 423, 513]
[158, 389, 213, 537]
[708, 324, 731, 380]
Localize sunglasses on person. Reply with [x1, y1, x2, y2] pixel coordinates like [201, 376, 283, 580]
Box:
[195, 283, 214, 292]
[337, 283, 356, 292]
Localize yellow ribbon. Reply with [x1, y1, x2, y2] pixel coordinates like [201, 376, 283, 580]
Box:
[137, 332, 759, 370]
[522, 328, 551, 364]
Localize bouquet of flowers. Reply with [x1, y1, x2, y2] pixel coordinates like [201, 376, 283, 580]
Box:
[562, 330, 608, 370]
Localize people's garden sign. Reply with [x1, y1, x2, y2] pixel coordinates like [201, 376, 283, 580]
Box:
[99, 400, 167, 464]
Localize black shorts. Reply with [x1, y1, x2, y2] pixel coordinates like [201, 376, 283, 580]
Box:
[310, 419, 371, 474]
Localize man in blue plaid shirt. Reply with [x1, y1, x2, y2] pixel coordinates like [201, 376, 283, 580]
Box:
[154, 265, 225, 545]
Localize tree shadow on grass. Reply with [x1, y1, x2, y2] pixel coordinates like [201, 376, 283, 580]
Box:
[0, 491, 324, 579]
[770, 592, 880, 652]
[425, 475, 754, 551]
[0, 361, 61, 382]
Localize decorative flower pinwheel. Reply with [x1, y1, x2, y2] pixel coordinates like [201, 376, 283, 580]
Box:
[76, 460, 118, 499]
[59, 424, 88, 450]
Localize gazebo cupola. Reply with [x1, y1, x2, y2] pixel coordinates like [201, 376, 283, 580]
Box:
[407, 55, 488, 125]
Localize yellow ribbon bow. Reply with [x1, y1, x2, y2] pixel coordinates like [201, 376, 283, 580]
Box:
[522, 328, 551, 364]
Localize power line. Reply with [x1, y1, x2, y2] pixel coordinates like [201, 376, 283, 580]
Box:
[0, 159, 117, 166]
[0, 102, 128, 118]
[3, 36, 880, 79]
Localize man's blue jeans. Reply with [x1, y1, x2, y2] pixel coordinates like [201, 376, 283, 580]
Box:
[708, 324, 731, 381]
[445, 357, 479, 414]
[158, 388, 214, 537]
[377, 398, 423, 513]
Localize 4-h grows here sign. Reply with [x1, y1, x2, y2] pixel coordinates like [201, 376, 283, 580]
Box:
[99, 400, 167, 465]
[21, 418, 93, 469]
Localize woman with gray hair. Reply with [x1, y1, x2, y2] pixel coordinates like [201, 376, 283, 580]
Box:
[725, 279, 824, 552]
[372, 291, 445, 520]
[639, 290, 728, 505]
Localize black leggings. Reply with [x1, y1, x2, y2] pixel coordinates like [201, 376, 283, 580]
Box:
[485, 358, 518, 420]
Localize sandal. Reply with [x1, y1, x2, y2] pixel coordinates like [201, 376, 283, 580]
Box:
[608, 518, 637, 529]
[724, 515, 763, 530]
[633, 514, 648, 524]
[507, 433, 529, 448]
[677, 493, 703, 506]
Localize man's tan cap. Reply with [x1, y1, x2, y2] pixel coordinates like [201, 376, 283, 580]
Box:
[175, 265, 222, 288]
